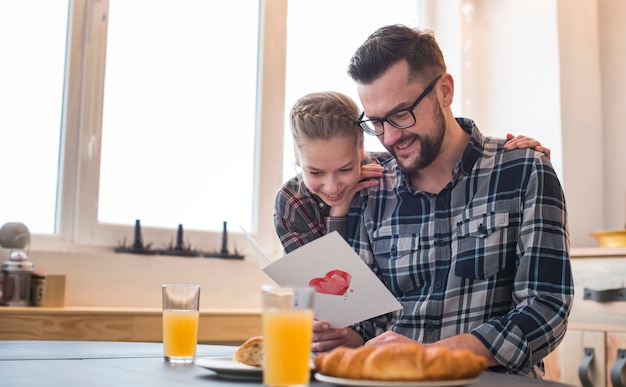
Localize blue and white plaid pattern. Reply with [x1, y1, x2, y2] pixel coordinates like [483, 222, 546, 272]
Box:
[347, 118, 574, 376]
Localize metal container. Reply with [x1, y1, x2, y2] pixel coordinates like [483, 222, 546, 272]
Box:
[1, 251, 35, 306]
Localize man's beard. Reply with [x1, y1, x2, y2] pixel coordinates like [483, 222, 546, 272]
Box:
[386, 103, 446, 174]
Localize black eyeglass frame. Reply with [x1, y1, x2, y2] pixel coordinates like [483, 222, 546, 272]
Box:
[357, 74, 442, 136]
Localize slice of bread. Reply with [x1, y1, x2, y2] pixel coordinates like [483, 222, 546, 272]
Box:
[233, 336, 263, 367]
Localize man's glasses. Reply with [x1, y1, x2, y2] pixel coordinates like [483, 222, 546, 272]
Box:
[357, 75, 442, 136]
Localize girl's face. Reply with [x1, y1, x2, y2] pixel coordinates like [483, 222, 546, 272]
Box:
[297, 135, 364, 208]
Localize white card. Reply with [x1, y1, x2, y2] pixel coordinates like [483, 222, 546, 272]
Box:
[243, 230, 401, 328]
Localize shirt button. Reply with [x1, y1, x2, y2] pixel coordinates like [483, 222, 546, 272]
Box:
[390, 245, 397, 254]
[434, 282, 442, 290]
[426, 323, 434, 331]
[437, 197, 445, 204]
[318, 203, 324, 208]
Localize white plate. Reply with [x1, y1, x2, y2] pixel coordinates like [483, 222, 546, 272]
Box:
[195, 356, 262, 380]
[314, 373, 480, 387]
[195, 356, 316, 381]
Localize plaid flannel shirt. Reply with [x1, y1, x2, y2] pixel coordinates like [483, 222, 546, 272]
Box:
[347, 118, 574, 376]
[273, 176, 346, 254]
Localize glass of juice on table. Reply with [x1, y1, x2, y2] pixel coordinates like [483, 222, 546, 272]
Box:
[262, 285, 314, 387]
[162, 284, 201, 364]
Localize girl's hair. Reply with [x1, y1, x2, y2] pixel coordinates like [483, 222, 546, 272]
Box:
[289, 91, 364, 153]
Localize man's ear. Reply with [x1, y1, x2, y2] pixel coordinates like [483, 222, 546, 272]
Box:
[439, 73, 454, 108]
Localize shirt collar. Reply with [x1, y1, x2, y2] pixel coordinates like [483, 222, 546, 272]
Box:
[456, 117, 484, 176]
[310, 191, 331, 216]
[294, 175, 331, 216]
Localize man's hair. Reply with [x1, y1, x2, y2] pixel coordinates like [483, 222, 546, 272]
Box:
[289, 91, 363, 150]
[347, 24, 447, 85]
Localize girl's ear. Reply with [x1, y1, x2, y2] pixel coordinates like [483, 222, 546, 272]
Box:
[294, 145, 301, 167]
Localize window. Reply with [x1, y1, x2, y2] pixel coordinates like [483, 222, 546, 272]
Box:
[2, 0, 281, 254]
[98, 1, 258, 231]
[0, 1, 69, 235]
[74, 0, 268, 251]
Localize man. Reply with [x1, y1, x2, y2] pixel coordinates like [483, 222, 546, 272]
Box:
[311, 24, 573, 377]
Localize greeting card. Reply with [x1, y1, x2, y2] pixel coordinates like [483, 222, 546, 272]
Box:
[244, 230, 401, 328]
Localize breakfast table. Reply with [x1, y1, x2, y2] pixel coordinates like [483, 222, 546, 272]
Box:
[0, 340, 576, 386]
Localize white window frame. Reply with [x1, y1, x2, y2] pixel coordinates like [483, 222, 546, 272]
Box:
[30, 0, 287, 257]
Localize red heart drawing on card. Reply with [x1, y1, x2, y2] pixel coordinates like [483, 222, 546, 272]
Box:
[309, 270, 352, 296]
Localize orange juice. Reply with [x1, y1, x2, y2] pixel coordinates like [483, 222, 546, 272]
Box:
[262, 308, 313, 386]
[162, 309, 199, 360]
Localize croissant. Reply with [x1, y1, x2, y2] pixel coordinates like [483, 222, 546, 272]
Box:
[314, 343, 487, 381]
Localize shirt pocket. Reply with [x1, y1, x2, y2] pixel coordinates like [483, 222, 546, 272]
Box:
[455, 212, 512, 279]
[371, 224, 422, 296]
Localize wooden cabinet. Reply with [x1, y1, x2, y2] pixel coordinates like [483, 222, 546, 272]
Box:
[545, 330, 626, 387]
[543, 248, 626, 387]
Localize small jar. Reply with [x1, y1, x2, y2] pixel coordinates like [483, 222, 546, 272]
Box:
[31, 273, 46, 306]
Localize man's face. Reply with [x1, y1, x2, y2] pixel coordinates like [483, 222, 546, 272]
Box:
[357, 61, 445, 174]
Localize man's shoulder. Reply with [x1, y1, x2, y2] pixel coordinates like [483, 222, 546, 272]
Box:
[363, 151, 395, 168]
[482, 136, 544, 161]
[366, 158, 403, 199]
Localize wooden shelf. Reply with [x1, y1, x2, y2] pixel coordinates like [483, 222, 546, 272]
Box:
[0, 307, 261, 344]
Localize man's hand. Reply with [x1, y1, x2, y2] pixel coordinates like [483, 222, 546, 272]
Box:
[366, 331, 499, 368]
[364, 330, 417, 346]
[312, 320, 363, 353]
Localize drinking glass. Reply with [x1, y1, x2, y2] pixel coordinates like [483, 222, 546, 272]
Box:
[262, 285, 314, 387]
[162, 284, 201, 364]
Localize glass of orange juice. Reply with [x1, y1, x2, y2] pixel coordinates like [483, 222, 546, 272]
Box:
[162, 284, 201, 364]
[262, 285, 314, 387]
